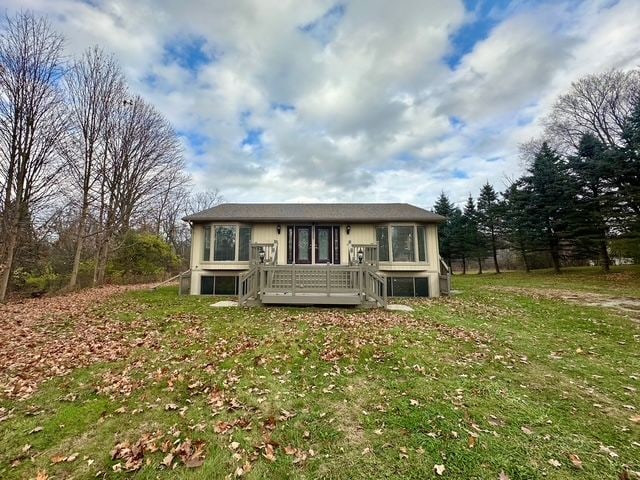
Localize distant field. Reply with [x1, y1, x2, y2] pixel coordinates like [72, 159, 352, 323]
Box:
[1, 266, 638, 479]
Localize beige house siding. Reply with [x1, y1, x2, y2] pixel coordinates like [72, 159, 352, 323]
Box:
[189, 221, 441, 297]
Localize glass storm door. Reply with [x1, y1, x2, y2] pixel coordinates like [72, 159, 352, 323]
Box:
[315, 227, 332, 263]
[294, 226, 312, 264]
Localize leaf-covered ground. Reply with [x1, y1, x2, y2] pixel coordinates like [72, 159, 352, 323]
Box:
[0, 266, 638, 479]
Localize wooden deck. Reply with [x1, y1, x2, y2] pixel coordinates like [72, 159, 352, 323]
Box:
[239, 243, 387, 307]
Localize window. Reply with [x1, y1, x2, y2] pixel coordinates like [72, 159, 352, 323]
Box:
[417, 226, 426, 262]
[377, 225, 428, 263]
[386, 276, 429, 297]
[203, 225, 252, 262]
[203, 226, 211, 261]
[200, 275, 238, 295]
[391, 226, 414, 262]
[238, 227, 251, 261]
[214, 225, 236, 261]
[376, 226, 389, 261]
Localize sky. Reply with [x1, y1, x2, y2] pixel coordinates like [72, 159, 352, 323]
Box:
[5, 0, 640, 210]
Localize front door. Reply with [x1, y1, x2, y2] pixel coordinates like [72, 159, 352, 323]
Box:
[315, 226, 333, 263]
[294, 226, 312, 264]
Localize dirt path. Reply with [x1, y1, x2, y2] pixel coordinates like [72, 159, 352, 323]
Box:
[494, 286, 640, 322]
[0, 284, 153, 400]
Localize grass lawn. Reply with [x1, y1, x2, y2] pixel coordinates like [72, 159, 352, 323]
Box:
[1, 266, 638, 479]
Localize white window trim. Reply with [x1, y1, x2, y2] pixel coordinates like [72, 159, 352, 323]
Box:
[377, 223, 429, 265]
[202, 223, 252, 263]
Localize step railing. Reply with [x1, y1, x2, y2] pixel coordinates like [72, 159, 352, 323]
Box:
[239, 265, 259, 305]
[439, 257, 451, 296]
[364, 269, 387, 306]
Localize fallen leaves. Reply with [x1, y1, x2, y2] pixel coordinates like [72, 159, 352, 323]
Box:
[110, 432, 206, 472]
[434, 464, 446, 475]
[568, 453, 583, 469]
[0, 284, 155, 399]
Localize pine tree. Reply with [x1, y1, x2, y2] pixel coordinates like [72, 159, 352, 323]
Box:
[448, 207, 467, 274]
[503, 180, 546, 272]
[433, 192, 455, 267]
[567, 134, 614, 271]
[462, 195, 487, 274]
[617, 100, 640, 236]
[477, 183, 502, 273]
[524, 143, 576, 273]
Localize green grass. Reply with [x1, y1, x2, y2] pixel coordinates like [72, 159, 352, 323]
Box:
[1, 266, 639, 479]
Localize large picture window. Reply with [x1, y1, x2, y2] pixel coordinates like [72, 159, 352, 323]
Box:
[202, 225, 251, 262]
[214, 225, 236, 261]
[376, 224, 428, 263]
[391, 226, 414, 262]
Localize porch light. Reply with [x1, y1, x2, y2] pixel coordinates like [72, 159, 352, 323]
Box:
[259, 248, 266, 263]
[346, 225, 351, 234]
[277, 224, 281, 234]
[357, 248, 364, 264]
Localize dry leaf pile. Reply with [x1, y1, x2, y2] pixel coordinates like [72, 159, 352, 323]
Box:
[0, 284, 153, 399]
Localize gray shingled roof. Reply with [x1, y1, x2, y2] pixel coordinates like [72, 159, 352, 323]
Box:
[183, 203, 444, 223]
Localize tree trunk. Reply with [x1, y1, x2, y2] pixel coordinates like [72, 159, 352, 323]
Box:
[600, 238, 610, 273]
[69, 201, 90, 288]
[477, 258, 483, 274]
[0, 228, 18, 302]
[491, 229, 500, 274]
[462, 255, 467, 274]
[549, 239, 561, 273]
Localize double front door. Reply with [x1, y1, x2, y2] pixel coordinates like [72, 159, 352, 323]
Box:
[287, 225, 340, 264]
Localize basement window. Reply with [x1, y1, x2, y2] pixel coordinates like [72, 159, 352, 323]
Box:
[386, 276, 429, 297]
[200, 275, 239, 295]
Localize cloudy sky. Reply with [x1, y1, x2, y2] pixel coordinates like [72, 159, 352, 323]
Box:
[6, 0, 640, 209]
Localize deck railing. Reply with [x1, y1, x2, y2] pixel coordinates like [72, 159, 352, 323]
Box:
[239, 263, 386, 307]
[348, 243, 379, 268]
[250, 242, 278, 265]
[261, 265, 362, 295]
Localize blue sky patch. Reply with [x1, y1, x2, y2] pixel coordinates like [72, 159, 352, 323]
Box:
[452, 168, 470, 179]
[163, 34, 216, 72]
[444, 0, 513, 69]
[241, 129, 264, 149]
[179, 130, 211, 156]
[299, 3, 346, 45]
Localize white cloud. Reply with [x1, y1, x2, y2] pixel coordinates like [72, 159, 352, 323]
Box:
[6, 0, 640, 211]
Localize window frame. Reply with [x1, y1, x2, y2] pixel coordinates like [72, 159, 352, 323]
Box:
[201, 223, 252, 263]
[376, 223, 429, 264]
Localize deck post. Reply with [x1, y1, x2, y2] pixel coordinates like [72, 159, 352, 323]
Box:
[326, 267, 330, 297]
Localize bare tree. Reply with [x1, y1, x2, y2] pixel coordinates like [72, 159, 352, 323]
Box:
[0, 12, 67, 302]
[93, 95, 184, 284]
[544, 69, 640, 152]
[186, 188, 224, 214]
[62, 46, 126, 288]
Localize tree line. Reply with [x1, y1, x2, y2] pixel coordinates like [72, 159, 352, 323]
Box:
[0, 12, 220, 301]
[435, 69, 640, 274]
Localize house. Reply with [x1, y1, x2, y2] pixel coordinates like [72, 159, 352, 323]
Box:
[182, 203, 450, 306]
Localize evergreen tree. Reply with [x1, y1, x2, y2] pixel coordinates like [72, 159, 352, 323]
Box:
[462, 195, 487, 274]
[617, 100, 640, 237]
[567, 134, 614, 271]
[433, 192, 455, 267]
[503, 181, 533, 272]
[448, 207, 467, 274]
[523, 143, 576, 273]
[477, 183, 502, 273]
